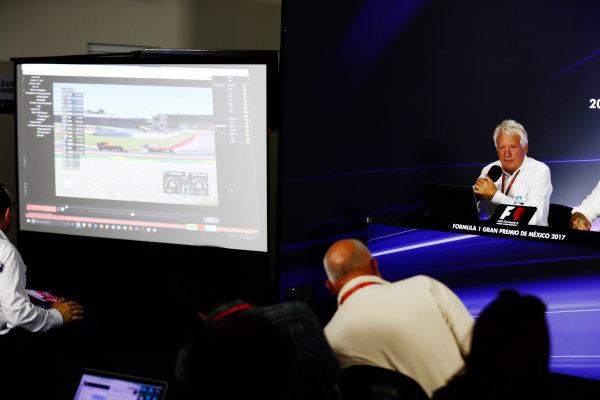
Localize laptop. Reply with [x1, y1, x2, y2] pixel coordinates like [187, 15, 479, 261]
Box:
[72, 369, 168, 400]
[422, 182, 481, 224]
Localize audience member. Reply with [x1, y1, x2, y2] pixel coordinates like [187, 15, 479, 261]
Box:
[171, 247, 340, 399]
[0, 184, 85, 397]
[323, 238, 474, 397]
[433, 289, 549, 400]
[184, 311, 291, 400]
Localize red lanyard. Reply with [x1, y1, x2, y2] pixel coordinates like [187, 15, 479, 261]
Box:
[340, 282, 380, 305]
[212, 303, 251, 322]
[501, 170, 520, 195]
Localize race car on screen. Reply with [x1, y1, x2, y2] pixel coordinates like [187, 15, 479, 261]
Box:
[97, 142, 127, 152]
[147, 144, 175, 153]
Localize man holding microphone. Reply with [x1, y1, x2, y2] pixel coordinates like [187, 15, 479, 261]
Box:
[473, 120, 553, 226]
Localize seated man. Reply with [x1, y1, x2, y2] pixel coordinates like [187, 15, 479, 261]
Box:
[473, 119, 552, 226]
[0, 184, 84, 397]
[171, 247, 339, 400]
[185, 311, 293, 400]
[0, 184, 83, 334]
[323, 239, 474, 398]
[570, 181, 600, 231]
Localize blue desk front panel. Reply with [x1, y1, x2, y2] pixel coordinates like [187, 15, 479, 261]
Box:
[368, 223, 600, 379]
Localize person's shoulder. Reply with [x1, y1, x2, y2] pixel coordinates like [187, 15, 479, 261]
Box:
[396, 275, 456, 297]
[390, 275, 440, 294]
[398, 274, 437, 286]
[260, 301, 317, 321]
[262, 300, 309, 313]
[526, 157, 550, 171]
[0, 235, 17, 257]
[0, 238, 20, 275]
[260, 301, 329, 340]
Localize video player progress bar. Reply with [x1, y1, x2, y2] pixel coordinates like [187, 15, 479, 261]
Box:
[24, 212, 256, 234]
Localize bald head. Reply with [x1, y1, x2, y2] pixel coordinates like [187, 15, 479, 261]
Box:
[324, 239, 379, 295]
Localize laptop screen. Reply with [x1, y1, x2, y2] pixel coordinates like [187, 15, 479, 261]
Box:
[72, 369, 167, 400]
[422, 182, 481, 224]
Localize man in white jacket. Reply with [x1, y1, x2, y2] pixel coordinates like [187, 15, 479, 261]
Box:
[0, 184, 83, 334]
[570, 181, 600, 230]
[323, 239, 474, 397]
[473, 119, 552, 226]
[0, 184, 86, 397]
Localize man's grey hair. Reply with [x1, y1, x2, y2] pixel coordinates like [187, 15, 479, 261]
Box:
[493, 119, 528, 148]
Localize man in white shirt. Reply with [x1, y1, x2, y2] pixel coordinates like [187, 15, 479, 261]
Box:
[0, 184, 83, 334]
[570, 181, 600, 230]
[0, 184, 87, 397]
[323, 239, 474, 397]
[473, 119, 552, 226]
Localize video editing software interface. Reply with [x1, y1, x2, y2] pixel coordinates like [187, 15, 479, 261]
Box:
[16, 62, 268, 251]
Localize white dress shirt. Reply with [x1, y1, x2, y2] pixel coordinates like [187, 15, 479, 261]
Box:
[572, 180, 600, 223]
[478, 156, 552, 226]
[0, 230, 62, 334]
[324, 275, 474, 397]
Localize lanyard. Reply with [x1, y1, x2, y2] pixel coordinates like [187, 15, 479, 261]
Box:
[212, 303, 252, 322]
[340, 281, 381, 305]
[501, 170, 520, 196]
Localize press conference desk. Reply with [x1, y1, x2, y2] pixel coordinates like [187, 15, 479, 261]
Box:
[366, 213, 600, 380]
[367, 213, 600, 249]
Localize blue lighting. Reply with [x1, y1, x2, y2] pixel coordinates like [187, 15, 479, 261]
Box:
[280, 230, 367, 251]
[545, 159, 600, 165]
[283, 162, 487, 183]
[551, 47, 600, 81]
[371, 234, 476, 257]
[368, 223, 600, 380]
[284, 158, 600, 184]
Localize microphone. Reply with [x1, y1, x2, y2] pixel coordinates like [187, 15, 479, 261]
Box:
[475, 165, 503, 201]
[487, 165, 502, 182]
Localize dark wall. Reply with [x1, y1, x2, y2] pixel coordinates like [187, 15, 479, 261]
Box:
[17, 230, 272, 378]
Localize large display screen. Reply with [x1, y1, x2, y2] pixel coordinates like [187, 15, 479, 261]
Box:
[276, 0, 600, 385]
[279, 0, 600, 246]
[15, 60, 270, 251]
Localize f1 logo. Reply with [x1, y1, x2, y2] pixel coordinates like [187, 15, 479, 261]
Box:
[499, 206, 515, 220]
[499, 206, 527, 221]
